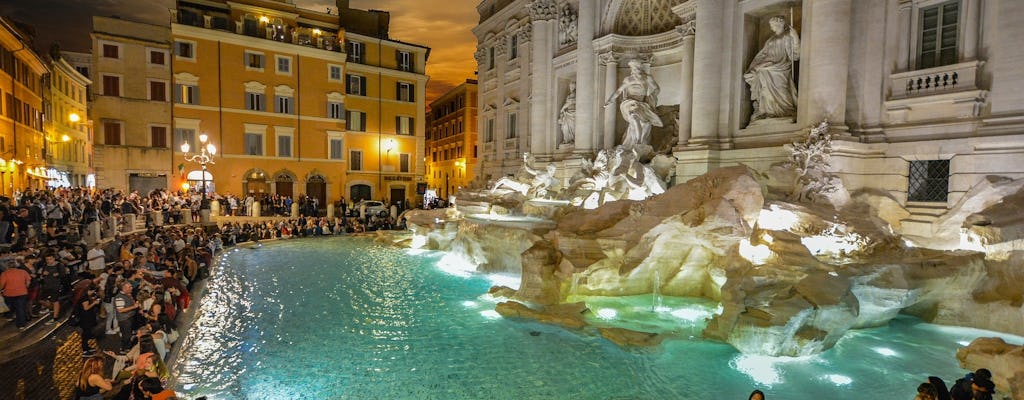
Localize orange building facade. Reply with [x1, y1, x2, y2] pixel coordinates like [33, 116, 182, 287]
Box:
[0, 17, 49, 196]
[426, 80, 478, 199]
[170, 0, 429, 206]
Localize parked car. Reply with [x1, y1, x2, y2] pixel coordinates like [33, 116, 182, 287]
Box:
[354, 200, 388, 217]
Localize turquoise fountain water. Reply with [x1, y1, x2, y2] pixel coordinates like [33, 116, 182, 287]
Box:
[172, 237, 1022, 399]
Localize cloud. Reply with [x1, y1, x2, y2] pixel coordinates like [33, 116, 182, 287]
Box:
[4, 0, 173, 53]
[298, 0, 479, 102]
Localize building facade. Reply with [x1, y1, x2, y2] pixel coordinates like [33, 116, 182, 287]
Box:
[0, 17, 49, 196]
[43, 50, 92, 188]
[90, 16, 174, 193]
[426, 79, 478, 199]
[474, 0, 1024, 237]
[170, 0, 429, 207]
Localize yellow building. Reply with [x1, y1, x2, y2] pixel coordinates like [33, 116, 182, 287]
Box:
[426, 79, 478, 199]
[90, 16, 174, 193]
[0, 17, 48, 196]
[170, 0, 429, 207]
[43, 50, 92, 188]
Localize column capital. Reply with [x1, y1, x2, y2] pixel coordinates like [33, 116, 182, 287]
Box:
[528, 0, 558, 21]
[676, 20, 696, 38]
[473, 47, 487, 65]
[518, 25, 532, 42]
[898, 0, 913, 11]
[494, 35, 509, 56]
[598, 51, 619, 66]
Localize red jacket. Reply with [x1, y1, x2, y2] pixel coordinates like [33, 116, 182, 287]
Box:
[0, 267, 31, 297]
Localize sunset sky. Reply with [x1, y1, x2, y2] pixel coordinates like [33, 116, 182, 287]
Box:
[2, 0, 479, 102]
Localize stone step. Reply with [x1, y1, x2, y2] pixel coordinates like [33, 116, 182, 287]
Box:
[905, 203, 948, 217]
[899, 219, 934, 237]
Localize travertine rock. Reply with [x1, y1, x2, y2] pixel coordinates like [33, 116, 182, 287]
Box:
[957, 337, 1024, 400]
[494, 301, 588, 329]
[598, 327, 665, 347]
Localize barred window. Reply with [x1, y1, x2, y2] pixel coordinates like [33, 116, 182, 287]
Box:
[908, 160, 949, 202]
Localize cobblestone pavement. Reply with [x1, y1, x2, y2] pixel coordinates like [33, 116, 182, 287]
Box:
[0, 325, 119, 400]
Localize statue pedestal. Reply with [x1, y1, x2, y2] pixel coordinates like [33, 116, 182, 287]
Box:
[86, 221, 101, 245]
[124, 214, 137, 232]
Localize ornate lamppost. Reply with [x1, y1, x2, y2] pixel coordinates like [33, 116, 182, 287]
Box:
[181, 133, 217, 202]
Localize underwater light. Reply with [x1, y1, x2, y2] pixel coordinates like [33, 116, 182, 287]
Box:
[732, 355, 782, 385]
[462, 301, 478, 308]
[480, 310, 502, 319]
[873, 347, 897, 357]
[826, 374, 853, 385]
[957, 340, 971, 347]
[596, 308, 618, 320]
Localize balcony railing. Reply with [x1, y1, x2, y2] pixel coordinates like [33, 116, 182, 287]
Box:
[890, 60, 984, 100]
[173, 9, 342, 54]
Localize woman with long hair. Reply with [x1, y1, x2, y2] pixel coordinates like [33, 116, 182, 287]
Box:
[74, 356, 112, 400]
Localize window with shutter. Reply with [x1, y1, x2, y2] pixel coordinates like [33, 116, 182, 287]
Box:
[918, 1, 960, 70]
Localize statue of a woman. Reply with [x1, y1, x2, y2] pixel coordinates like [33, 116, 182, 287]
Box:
[744, 16, 800, 125]
[605, 59, 662, 147]
[558, 81, 577, 145]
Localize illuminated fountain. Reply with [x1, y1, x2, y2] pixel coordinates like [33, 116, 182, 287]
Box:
[400, 123, 1024, 397]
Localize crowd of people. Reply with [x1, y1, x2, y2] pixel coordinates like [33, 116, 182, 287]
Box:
[910, 369, 1000, 400]
[0, 185, 417, 399]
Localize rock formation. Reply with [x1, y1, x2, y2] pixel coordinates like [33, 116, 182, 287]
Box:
[405, 157, 1024, 357]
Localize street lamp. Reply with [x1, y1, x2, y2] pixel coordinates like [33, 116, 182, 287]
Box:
[181, 133, 217, 201]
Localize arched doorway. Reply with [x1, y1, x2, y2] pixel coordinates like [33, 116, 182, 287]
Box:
[185, 170, 215, 195]
[350, 184, 371, 203]
[275, 173, 294, 198]
[243, 169, 269, 196]
[306, 175, 326, 208]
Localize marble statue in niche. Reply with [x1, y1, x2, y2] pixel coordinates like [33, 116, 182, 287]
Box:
[559, 3, 578, 46]
[605, 59, 663, 147]
[744, 15, 800, 126]
[558, 81, 577, 146]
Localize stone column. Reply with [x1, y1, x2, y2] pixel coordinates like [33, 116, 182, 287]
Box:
[675, 21, 696, 148]
[896, 0, 912, 71]
[962, 0, 980, 60]
[574, 0, 596, 154]
[802, 0, 853, 125]
[529, 0, 557, 157]
[688, 0, 724, 147]
[253, 201, 262, 218]
[600, 52, 619, 149]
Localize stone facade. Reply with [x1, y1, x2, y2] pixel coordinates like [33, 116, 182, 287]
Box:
[474, 0, 1024, 238]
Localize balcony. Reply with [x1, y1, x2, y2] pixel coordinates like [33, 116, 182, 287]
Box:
[889, 60, 984, 100]
[884, 60, 987, 125]
[172, 9, 342, 54]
